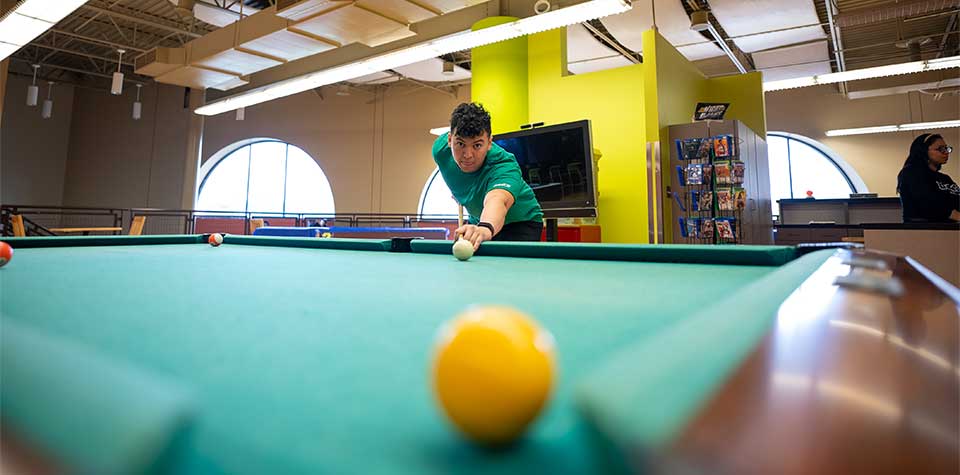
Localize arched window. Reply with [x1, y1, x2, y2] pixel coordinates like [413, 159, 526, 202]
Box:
[768, 132, 867, 216]
[197, 139, 335, 214]
[418, 168, 468, 218]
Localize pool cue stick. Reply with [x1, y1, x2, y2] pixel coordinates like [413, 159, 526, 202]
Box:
[457, 204, 464, 240]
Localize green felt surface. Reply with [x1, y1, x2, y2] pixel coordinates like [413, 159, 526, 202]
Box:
[576, 249, 836, 471]
[224, 235, 394, 251]
[3, 234, 207, 248]
[412, 240, 799, 266]
[0, 240, 819, 474]
[1, 319, 194, 475]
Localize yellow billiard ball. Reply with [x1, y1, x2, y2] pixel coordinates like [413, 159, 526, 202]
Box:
[432, 305, 556, 446]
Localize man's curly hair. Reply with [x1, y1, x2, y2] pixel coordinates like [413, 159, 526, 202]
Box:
[449, 102, 491, 138]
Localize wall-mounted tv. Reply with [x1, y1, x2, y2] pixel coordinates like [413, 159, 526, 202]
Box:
[493, 120, 597, 218]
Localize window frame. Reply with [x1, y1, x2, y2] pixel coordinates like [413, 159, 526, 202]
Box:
[768, 131, 868, 199]
[418, 168, 449, 217]
[197, 138, 334, 214]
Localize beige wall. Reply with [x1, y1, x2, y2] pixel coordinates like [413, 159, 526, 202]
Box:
[0, 60, 7, 129]
[62, 82, 191, 209]
[765, 82, 960, 196]
[202, 83, 468, 214]
[4, 70, 465, 213]
[6, 65, 957, 214]
[1, 74, 75, 206]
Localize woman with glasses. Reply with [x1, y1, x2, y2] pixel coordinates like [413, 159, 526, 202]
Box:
[897, 133, 959, 222]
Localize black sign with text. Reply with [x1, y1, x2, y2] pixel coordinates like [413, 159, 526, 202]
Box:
[694, 102, 730, 121]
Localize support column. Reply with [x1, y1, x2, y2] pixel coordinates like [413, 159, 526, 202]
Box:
[181, 88, 206, 210]
[0, 58, 7, 199]
[0, 59, 8, 131]
[0, 0, 13, 130]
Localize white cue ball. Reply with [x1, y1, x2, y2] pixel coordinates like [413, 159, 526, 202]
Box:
[452, 238, 474, 261]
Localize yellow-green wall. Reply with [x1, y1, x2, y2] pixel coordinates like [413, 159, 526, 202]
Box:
[526, 29, 649, 243]
[644, 30, 710, 241]
[470, 24, 766, 244]
[647, 31, 767, 242]
[471, 17, 529, 135]
[702, 73, 767, 137]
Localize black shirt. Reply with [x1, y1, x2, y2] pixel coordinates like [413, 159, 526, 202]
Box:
[898, 165, 960, 222]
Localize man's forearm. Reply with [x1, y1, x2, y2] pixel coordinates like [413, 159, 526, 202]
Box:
[480, 191, 514, 235]
[479, 200, 508, 235]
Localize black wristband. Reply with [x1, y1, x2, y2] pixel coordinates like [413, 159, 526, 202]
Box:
[477, 221, 495, 235]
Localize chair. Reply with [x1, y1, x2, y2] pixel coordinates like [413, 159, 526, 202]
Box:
[567, 163, 584, 193]
[249, 218, 265, 235]
[527, 168, 542, 185]
[11, 214, 26, 237]
[129, 216, 146, 236]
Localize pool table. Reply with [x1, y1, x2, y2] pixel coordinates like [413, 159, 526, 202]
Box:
[0, 235, 956, 475]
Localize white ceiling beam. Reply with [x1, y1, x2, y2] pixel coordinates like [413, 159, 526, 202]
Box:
[211, 0, 497, 97]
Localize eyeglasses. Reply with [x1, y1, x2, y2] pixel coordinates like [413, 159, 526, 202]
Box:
[935, 145, 953, 154]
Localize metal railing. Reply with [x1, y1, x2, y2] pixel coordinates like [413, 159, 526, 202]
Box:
[129, 208, 463, 235]
[1, 204, 461, 237]
[1, 205, 124, 236]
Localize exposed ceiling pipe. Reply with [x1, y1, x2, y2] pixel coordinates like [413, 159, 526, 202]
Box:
[690, 10, 746, 73]
[825, 0, 847, 94]
[582, 20, 640, 64]
[936, 12, 958, 57]
[835, 0, 960, 28]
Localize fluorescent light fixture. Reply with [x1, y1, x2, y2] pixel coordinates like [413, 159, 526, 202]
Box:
[1, 11, 51, 46]
[14, 0, 88, 23]
[196, 0, 632, 116]
[898, 119, 960, 131]
[690, 11, 746, 74]
[847, 78, 960, 100]
[826, 119, 960, 137]
[430, 126, 450, 136]
[0, 0, 90, 61]
[825, 125, 899, 137]
[0, 41, 19, 59]
[765, 54, 960, 92]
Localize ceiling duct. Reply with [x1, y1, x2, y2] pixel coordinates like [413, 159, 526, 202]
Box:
[836, 0, 960, 28]
[897, 37, 933, 61]
[169, 0, 196, 17]
[138, 1, 484, 91]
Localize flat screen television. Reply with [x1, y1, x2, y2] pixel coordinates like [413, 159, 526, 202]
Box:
[493, 120, 597, 217]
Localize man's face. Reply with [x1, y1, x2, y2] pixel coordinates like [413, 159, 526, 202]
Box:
[449, 130, 491, 173]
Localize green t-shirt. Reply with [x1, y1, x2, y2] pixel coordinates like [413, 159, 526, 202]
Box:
[432, 133, 543, 225]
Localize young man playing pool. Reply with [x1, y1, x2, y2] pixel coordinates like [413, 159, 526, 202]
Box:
[432, 102, 544, 250]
